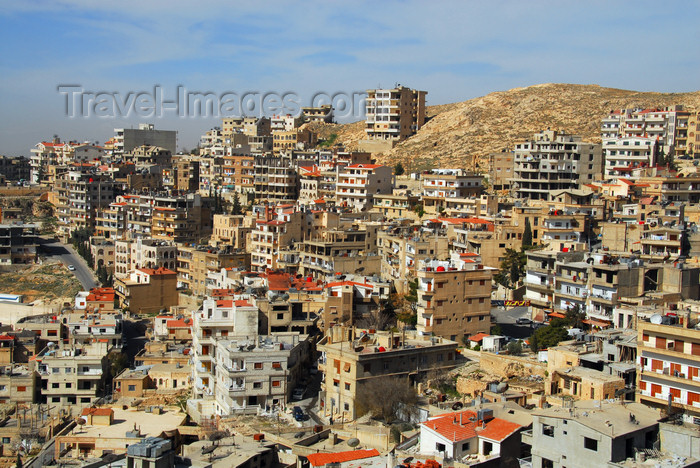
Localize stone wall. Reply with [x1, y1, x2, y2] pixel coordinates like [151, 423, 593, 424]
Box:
[479, 352, 547, 378]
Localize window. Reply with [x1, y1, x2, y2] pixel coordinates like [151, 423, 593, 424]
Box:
[584, 437, 598, 451]
[333, 379, 339, 387]
[254, 362, 263, 370]
[436, 443, 446, 452]
[272, 362, 282, 369]
[253, 382, 262, 389]
[542, 424, 554, 437]
[363, 363, 371, 373]
[52, 383, 59, 389]
[128, 385, 136, 391]
[462, 442, 470, 451]
[272, 380, 280, 387]
[1, 437, 9, 444]
[344, 403, 350, 411]
[17, 386, 26, 392]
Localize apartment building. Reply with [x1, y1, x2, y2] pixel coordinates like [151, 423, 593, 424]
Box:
[298, 224, 381, 279]
[0, 223, 37, 265]
[421, 169, 483, 214]
[364, 86, 427, 141]
[0, 155, 31, 182]
[213, 333, 309, 415]
[54, 170, 115, 239]
[527, 401, 660, 468]
[254, 154, 299, 202]
[222, 154, 255, 194]
[524, 250, 558, 320]
[603, 136, 657, 178]
[511, 130, 602, 201]
[30, 139, 74, 183]
[270, 114, 303, 132]
[687, 111, 700, 157]
[177, 245, 249, 296]
[377, 226, 449, 290]
[301, 104, 333, 123]
[114, 267, 178, 313]
[112, 124, 176, 158]
[336, 164, 393, 211]
[272, 128, 317, 153]
[35, 341, 110, 412]
[637, 311, 700, 422]
[321, 276, 390, 331]
[489, 151, 515, 192]
[601, 106, 689, 152]
[415, 257, 493, 343]
[318, 327, 458, 421]
[250, 208, 305, 272]
[210, 214, 250, 249]
[372, 193, 420, 219]
[113, 237, 177, 278]
[0, 364, 38, 404]
[588, 259, 643, 323]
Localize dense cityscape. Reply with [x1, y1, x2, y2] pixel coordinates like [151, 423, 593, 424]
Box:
[0, 86, 698, 468]
[1, 2, 699, 468]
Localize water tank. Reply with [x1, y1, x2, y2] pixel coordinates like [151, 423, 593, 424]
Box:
[436, 266, 446, 272]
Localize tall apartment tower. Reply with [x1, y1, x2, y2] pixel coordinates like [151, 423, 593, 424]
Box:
[365, 86, 426, 141]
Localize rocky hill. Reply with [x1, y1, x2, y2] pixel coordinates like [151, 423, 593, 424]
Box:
[312, 83, 700, 171]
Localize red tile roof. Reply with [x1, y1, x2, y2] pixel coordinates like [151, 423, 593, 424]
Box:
[346, 163, 382, 169]
[423, 410, 478, 441]
[81, 407, 114, 417]
[469, 333, 490, 342]
[137, 267, 176, 276]
[423, 410, 520, 443]
[166, 319, 191, 329]
[306, 449, 380, 467]
[478, 417, 521, 442]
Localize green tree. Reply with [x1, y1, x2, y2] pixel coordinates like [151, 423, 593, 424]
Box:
[494, 248, 526, 289]
[529, 324, 569, 352]
[355, 376, 417, 423]
[507, 340, 523, 355]
[565, 304, 587, 329]
[522, 218, 533, 249]
[394, 162, 405, 176]
[490, 324, 502, 336]
[231, 192, 242, 215]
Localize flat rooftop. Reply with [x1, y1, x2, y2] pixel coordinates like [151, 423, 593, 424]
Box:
[74, 406, 186, 439]
[534, 401, 659, 437]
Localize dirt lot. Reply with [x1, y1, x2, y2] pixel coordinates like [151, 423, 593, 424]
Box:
[0, 261, 82, 303]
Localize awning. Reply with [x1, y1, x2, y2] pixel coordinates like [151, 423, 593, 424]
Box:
[583, 319, 612, 328]
[549, 312, 566, 319]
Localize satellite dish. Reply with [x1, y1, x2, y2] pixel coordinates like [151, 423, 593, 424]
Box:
[650, 314, 663, 325]
[347, 438, 360, 447]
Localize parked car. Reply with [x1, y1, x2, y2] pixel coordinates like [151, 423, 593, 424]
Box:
[292, 387, 305, 401]
[515, 317, 532, 325]
[293, 406, 305, 421]
[67, 265, 76, 271]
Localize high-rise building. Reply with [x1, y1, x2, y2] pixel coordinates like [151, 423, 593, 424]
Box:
[364, 86, 426, 141]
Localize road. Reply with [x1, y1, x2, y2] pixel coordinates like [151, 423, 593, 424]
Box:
[491, 306, 541, 339]
[26, 438, 54, 468]
[38, 237, 98, 290]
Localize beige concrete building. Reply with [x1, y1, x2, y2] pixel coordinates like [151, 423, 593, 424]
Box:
[421, 169, 483, 215]
[336, 164, 393, 211]
[177, 245, 249, 296]
[364, 86, 426, 142]
[637, 311, 700, 422]
[318, 327, 458, 421]
[114, 237, 177, 278]
[415, 256, 494, 343]
[114, 267, 178, 314]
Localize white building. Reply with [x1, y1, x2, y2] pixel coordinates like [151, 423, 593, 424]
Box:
[603, 136, 657, 178]
[336, 164, 393, 211]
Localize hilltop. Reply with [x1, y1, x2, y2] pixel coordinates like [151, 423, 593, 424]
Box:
[311, 83, 700, 171]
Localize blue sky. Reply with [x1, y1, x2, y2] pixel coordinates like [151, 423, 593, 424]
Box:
[1, 0, 698, 155]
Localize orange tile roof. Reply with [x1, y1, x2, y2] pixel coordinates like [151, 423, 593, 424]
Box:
[306, 449, 380, 467]
[166, 319, 191, 329]
[347, 163, 382, 169]
[138, 267, 176, 276]
[81, 407, 114, 417]
[469, 333, 490, 342]
[478, 417, 521, 442]
[423, 410, 478, 441]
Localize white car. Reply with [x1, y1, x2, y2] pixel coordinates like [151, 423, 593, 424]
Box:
[68, 265, 76, 271]
[291, 387, 305, 401]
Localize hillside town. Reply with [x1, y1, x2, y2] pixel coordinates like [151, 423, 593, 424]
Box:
[0, 86, 700, 468]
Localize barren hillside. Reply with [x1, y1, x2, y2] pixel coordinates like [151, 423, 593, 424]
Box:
[314, 83, 700, 171]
